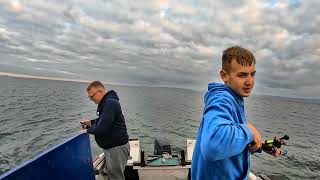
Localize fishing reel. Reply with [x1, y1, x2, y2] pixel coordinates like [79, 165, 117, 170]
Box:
[255, 135, 289, 157]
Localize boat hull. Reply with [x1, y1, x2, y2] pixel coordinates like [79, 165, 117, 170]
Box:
[0, 133, 95, 180]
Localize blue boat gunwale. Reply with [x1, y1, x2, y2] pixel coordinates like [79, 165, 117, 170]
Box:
[0, 132, 90, 178]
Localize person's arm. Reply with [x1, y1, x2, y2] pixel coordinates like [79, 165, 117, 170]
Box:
[87, 101, 116, 135]
[200, 96, 253, 161]
[246, 122, 262, 152]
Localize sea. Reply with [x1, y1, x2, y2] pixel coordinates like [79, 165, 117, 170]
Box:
[0, 76, 319, 179]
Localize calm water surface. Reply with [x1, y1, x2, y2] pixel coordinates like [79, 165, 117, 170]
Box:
[0, 76, 319, 179]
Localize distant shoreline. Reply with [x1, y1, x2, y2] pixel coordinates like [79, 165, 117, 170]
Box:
[0, 72, 201, 93]
[0, 72, 90, 83]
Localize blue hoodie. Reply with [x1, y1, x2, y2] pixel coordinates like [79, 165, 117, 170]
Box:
[191, 83, 253, 180]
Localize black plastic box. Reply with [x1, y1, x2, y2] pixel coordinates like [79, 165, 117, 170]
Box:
[154, 138, 172, 155]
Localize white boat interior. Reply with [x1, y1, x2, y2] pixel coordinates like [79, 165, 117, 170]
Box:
[94, 139, 270, 180]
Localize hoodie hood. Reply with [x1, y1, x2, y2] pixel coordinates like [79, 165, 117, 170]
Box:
[98, 90, 119, 106]
[205, 82, 243, 105]
[105, 90, 119, 100]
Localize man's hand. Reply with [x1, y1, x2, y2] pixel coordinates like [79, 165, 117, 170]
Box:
[80, 119, 91, 126]
[247, 122, 262, 152]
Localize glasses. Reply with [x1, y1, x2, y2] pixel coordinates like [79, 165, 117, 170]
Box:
[88, 90, 99, 100]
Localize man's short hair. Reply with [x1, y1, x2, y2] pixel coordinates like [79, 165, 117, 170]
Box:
[87, 81, 105, 91]
[222, 46, 256, 73]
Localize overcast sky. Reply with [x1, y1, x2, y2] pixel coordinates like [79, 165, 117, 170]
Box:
[0, 0, 319, 99]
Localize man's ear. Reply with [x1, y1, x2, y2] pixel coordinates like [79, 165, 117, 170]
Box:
[220, 70, 228, 83]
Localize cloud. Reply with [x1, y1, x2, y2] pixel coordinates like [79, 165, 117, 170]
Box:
[0, 0, 319, 98]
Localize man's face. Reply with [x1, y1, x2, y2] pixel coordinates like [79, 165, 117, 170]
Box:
[221, 59, 256, 97]
[87, 87, 100, 104]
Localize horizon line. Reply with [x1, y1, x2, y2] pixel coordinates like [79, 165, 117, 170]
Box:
[1, 72, 319, 101]
[0, 72, 91, 83]
[0, 71, 201, 92]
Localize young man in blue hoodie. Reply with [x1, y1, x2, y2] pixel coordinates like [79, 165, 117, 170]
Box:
[80, 81, 130, 180]
[192, 46, 262, 180]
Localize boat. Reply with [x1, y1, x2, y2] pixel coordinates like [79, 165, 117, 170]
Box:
[0, 133, 271, 180]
